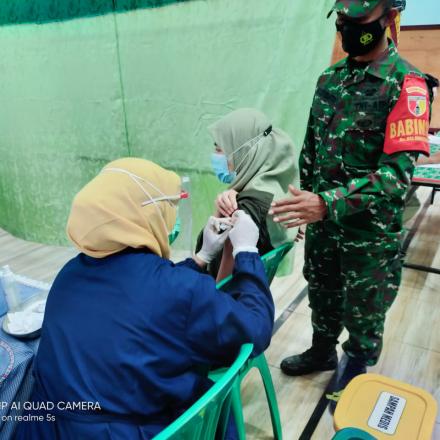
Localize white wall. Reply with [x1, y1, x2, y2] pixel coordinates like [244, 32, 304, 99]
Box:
[401, 0, 440, 26]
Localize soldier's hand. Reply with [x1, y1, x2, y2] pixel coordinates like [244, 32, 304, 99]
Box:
[269, 186, 327, 228]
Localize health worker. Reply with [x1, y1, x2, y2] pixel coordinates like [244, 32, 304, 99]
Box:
[15, 158, 274, 440]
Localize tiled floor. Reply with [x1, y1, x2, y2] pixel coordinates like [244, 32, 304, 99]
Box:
[0, 186, 438, 439]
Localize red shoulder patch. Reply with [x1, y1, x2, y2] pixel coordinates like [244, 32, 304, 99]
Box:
[384, 75, 430, 156]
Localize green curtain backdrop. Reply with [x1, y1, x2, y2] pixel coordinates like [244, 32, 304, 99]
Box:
[0, 0, 191, 26]
[0, 0, 336, 245]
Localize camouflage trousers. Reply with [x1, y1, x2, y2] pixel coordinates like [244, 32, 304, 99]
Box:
[303, 222, 402, 366]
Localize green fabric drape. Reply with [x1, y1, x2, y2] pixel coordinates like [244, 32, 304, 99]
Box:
[0, 0, 336, 245]
[0, 0, 192, 26]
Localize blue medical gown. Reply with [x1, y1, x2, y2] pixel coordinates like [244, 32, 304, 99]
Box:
[14, 249, 273, 439]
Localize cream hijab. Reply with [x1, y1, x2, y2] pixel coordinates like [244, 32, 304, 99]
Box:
[67, 158, 181, 259]
[208, 108, 298, 247]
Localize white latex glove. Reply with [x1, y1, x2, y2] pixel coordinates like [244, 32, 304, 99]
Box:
[196, 216, 231, 264]
[229, 210, 259, 258]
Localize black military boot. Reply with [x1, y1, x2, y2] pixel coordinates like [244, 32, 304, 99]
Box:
[280, 345, 338, 376]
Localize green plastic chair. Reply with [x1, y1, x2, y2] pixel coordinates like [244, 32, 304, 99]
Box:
[215, 242, 293, 290]
[211, 242, 293, 440]
[332, 427, 377, 439]
[153, 343, 253, 440]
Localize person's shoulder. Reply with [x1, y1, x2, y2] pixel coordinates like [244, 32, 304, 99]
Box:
[136, 255, 208, 308]
[321, 58, 347, 77]
[166, 259, 210, 287]
[315, 58, 347, 87]
[237, 189, 274, 212]
[166, 262, 222, 312]
[124, 253, 211, 297]
[237, 190, 274, 229]
[396, 56, 424, 76]
[390, 52, 426, 82]
[83, 249, 171, 279]
[238, 189, 273, 203]
[51, 254, 81, 285]
[111, 248, 164, 269]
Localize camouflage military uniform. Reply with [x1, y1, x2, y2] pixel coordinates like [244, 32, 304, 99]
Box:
[300, 41, 429, 365]
[392, 0, 406, 12]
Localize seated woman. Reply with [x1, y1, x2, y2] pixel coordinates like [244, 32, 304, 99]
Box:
[197, 108, 298, 280]
[15, 158, 274, 440]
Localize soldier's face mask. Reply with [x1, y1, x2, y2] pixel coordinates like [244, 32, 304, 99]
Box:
[336, 12, 388, 57]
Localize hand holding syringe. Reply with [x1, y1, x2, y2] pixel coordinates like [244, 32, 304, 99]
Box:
[194, 211, 259, 267]
[212, 217, 234, 234]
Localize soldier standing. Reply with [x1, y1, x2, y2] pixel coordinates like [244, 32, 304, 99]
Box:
[269, 0, 431, 398]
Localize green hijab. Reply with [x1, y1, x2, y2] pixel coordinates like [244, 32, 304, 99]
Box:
[208, 108, 298, 247]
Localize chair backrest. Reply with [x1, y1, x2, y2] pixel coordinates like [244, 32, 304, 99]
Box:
[152, 343, 253, 440]
[260, 242, 293, 283]
[216, 242, 293, 289]
[332, 427, 377, 439]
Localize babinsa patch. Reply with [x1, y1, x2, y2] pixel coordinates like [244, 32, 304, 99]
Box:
[408, 95, 427, 117]
[384, 74, 430, 156]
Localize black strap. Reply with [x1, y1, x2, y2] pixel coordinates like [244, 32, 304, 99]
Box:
[263, 125, 272, 136]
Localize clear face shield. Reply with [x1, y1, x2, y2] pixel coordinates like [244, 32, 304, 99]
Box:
[228, 133, 264, 174]
[211, 125, 272, 184]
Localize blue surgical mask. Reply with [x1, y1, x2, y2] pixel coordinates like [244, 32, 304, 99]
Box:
[211, 153, 236, 184]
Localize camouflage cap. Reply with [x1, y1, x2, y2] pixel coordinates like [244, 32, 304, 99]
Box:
[328, 0, 387, 19]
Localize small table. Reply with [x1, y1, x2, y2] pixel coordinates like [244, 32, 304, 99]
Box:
[0, 274, 47, 438]
[0, 325, 39, 439]
[402, 143, 440, 275]
[412, 143, 440, 204]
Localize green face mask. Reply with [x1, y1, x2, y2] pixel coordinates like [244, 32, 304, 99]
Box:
[168, 216, 181, 245]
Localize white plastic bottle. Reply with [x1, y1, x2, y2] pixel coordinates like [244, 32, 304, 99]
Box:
[172, 176, 193, 258]
[0, 266, 21, 312]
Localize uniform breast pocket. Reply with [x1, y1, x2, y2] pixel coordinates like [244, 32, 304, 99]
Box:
[311, 88, 337, 131]
[342, 111, 386, 169]
[311, 104, 335, 128]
